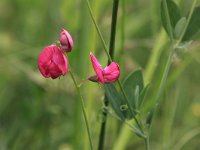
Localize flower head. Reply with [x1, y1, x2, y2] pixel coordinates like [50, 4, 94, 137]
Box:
[38, 45, 68, 79]
[89, 52, 120, 84]
[59, 28, 74, 52]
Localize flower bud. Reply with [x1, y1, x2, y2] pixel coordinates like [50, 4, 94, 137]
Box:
[38, 45, 68, 79]
[59, 28, 74, 52]
[89, 52, 120, 84]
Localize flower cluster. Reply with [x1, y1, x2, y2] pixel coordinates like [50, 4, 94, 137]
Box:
[38, 28, 120, 83]
[38, 29, 73, 79]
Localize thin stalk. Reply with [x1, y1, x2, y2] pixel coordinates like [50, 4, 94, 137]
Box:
[148, 0, 176, 133]
[145, 136, 150, 150]
[118, 0, 125, 64]
[85, 0, 144, 139]
[97, 100, 108, 150]
[149, 0, 197, 135]
[98, 1, 119, 150]
[108, 0, 119, 60]
[69, 69, 93, 150]
[85, 0, 112, 62]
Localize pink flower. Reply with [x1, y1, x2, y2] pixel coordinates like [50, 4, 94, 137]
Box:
[38, 45, 69, 79]
[89, 52, 120, 84]
[59, 28, 74, 52]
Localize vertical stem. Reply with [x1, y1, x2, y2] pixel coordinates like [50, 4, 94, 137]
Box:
[150, 0, 197, 125]
[69, 69, 93, 150]
[145, 135, 150, 150]
[108, 0, 119, 62]
[85, 0, 112, 62]
[148, 0, 175, 137]
[119, 0, 125, 64]
[149, 0, 197, 141]
[98, 1, 119, 150]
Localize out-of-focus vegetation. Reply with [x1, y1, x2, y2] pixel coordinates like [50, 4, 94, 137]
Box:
[0, 0, 200, 149]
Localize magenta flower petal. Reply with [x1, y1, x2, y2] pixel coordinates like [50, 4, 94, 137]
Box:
[90, 52, 104, 83]
[38, 45, 68, 79]
[59, 28, 74, 52]
[102, 62, 120, 83]
[52, 46, 69, 75]
[89, 52, 120, 84]
[47, 61, 62, 79]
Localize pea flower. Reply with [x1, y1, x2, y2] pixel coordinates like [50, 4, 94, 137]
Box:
[38, 45, 68, 79]
[89, 52, 120, 84]
[59, 28, 74, 52]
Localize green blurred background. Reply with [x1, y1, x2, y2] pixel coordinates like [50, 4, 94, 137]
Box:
[0, 0, 200, 149]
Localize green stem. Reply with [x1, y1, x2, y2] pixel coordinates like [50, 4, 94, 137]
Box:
[69, 69, 93, 150]
[144, 136, 150, 150]
[98, 1, 119, 150]
[86, 0, 144, 139]
[85, 0, 112, 62]
[108, 0, 119, 61]
[117, 80, 144, 133]
[149, 0, 197, 138]
[148, 0, 176, 135]
[118, 0, 125, 64]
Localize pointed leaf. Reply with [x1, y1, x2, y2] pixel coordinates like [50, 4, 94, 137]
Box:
[134, 85, 140, 109]
[146, 106, 157, 127]
[139, 84, 149, 108]
[161, 0, 181, 36]
[123, 70, 144, 110]
[183, 6, 200, 41]
[104, 84, 126, 120]
[174, 17, 187, 39]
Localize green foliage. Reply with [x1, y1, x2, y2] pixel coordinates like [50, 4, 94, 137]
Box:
[174, 17, 187, 39]
[0, 0, 200, 149]
[105, 70, 149, 121]
[161, 0, 200, 43]
[123, 70, 144, 110]
[104, 84, 126, 120]
[183, 6, 200, 41]
[161, 0, 181, 37]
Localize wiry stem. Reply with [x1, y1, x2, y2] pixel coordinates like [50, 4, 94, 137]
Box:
[98, 1, 119, 150]
[85, 0, 145, 147]
[69, 69, 93, 150]
[148, 0, 197, 148]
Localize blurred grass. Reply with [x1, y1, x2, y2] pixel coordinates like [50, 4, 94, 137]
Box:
[0, 0, 200, 149]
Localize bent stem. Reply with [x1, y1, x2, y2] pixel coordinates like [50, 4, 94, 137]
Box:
[69, 69, 93, 150]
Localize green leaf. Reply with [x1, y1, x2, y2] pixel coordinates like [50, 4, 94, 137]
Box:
[146, 107, 156, 127]
[139, 84, 149, 108]
[134, 85, 140, 109]
[104, 84, 126, 120]
[174, 17, 187, 39]
[183, 6, 200, 41]
[123, 70, 144, 110]
[161, 0, 181, 37]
